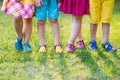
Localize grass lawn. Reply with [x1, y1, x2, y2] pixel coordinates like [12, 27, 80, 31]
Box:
[0, 1, 120, 80]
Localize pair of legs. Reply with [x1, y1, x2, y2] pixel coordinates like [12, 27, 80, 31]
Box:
[13, 16, 32, 51]
[13, 16, 32, 43]
[69, 15, 83, 44]
[90, 23, 117, 51]
[37, 19, 60, 46]
[66, 15, 85, 52]
[90, 23, 110, 43]
[89, 0, 116, 51]
[37, 18, 63, 53]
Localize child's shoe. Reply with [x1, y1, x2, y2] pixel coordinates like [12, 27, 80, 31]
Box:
[77, 40, 85, 48]
[54, 45, 63, 53]
[23, 42, 31, 52]
[89, 40, 98, 50]
[14, 37, 23, 50]
[102, 41, 117, 52]
[39, 45, 47, 53]
[66, 44, 75, 52]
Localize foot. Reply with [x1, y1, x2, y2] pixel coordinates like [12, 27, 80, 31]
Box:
[39, 45, 47, 53]
[89, 40, 98, 50]
[54, 45, 63, 53]
[102, 41, 117, 52]
[66, 44, 75, 52]
[23, 42, 31, 52]
[14, 37, 23, 50]
[77, 40, 85, 48]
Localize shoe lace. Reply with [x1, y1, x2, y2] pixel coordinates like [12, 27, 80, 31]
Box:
[90, 41, 97, 48]
[56, 46, 63, 51]
[105, 42, 113, 49]
[41, 46, 46, 50]
[24, 43, 30, 48]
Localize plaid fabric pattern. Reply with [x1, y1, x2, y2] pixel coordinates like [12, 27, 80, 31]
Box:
[1, 0, 34, 18]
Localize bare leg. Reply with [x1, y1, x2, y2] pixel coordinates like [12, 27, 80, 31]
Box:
[37, 20, 46, 45]
[101, 23, 117, 51]
[69, 15, 83, 44]
[13, 16, 23, 38]
[102, 23, 110, 43]
[90, 23, 98, 40]
[77, 18, 83, 41]
[23, 18, 32, 43]
[49, 19, 63, 53]
[49, 19, 60, 45]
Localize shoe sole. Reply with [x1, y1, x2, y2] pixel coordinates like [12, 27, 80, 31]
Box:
[15, 48, 23, 51]
[56, 51, 63, 54]
[23, 50, 31, 53]
[66, 50, 74, 53]
[106, 49, 117, 52]
[39, 51, 47, 53]
[89, 46, 98, 50]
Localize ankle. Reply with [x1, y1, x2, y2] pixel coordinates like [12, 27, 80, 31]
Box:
[102, 40, 108, 44]
[40, 43, 46, 46]
[78, 39, 83, 41]
[16, 36, 22, 40]
[90, 40, 96, 42]
[54, 43, 61, 46]
[24, 42, 29, 44]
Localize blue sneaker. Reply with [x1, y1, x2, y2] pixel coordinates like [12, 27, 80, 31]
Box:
[102, 41, 117, 52]
[23, 43, 31, 52]
[14, 37, 23, 50]
[89, 40, 98, 50]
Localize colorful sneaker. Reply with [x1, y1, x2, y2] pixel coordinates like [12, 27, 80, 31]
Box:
[39, 45, 47, 53]
[66, 44, 75, 52]
[14, 37, 23, 50]
[102, 41, 117, 52]
[54, 45, 63, 53]
[89, 40, 98, 50]
[77, 40, 85, 48]
[23, 43, 31, 52]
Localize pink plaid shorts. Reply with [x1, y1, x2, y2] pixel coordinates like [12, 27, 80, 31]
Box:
[1, 0, 34, 18]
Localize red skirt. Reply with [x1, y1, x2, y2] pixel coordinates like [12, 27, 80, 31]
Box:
[59, 0, 89, 16]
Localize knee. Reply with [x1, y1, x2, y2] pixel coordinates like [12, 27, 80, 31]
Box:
[49, 19, 58, 24]
[37, 20, 46, 26]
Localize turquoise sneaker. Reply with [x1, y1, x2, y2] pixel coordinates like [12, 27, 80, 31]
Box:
[14, 37, 23, 50]
[23, 43, 31, 52]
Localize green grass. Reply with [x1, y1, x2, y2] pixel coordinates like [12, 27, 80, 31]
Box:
[0, 1, 120, 80]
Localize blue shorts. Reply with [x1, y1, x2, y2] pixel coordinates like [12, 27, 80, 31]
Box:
[35, 0, 59, 20]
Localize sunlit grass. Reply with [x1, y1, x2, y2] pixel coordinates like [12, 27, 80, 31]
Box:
[0, 1, 120, 80]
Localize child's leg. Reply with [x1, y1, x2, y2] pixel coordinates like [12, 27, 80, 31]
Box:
[49, 18, 63, 53]
[101, 0, 114, 42]
[76, 16, 83, 41]
[90, 23, 98, 40]
[13, 16, 23, 50]
[101, 23, 117, 51]
[102, 23, 110, 43]
[90, 0, 101, 41]
[49, 19, 60, 45]
[23, 18, 32, 43]
[69, 15, 83, 44]
[13, 16, 23, 38]
[89, 23, 98, 50]
[37, 20, 46, 45]
[77, 32, 82, 41]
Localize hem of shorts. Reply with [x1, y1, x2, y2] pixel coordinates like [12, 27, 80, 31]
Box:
[90, 21, 111, 24]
